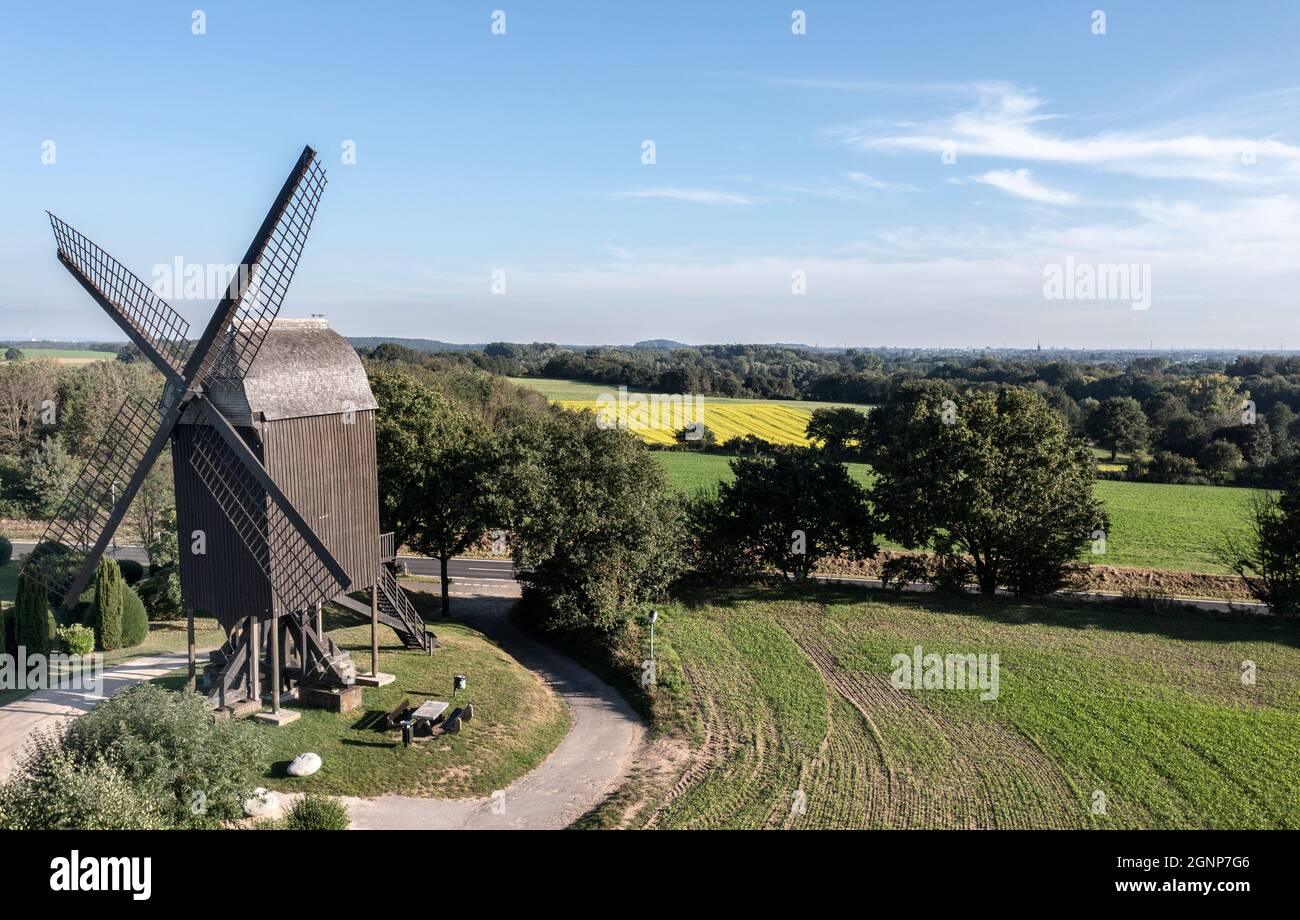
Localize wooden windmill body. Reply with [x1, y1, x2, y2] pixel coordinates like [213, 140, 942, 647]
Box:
[23, 146, 434, 717]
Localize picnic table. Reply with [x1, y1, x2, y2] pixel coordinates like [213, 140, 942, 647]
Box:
[411, 700, 448, 727]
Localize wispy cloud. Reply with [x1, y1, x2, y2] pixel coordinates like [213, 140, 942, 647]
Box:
[834, 82, 1300, 185]
[974, 168, 1078, 205]
[610, 187, 752, 205]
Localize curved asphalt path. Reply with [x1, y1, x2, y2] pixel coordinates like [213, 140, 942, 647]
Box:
[342, 590, 645, 830]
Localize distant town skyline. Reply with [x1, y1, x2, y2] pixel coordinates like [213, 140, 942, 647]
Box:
[3, 2, 1298, 348]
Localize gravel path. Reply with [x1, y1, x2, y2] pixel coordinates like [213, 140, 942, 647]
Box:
[342, 593, 645, 829]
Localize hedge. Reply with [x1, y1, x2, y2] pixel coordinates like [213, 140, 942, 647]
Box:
[14, 572, 56, 657]
[121, 586, 148, 648]
[92, 558, 124, 651]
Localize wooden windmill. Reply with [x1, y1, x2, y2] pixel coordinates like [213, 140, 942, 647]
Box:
[23, 146, 435, 718]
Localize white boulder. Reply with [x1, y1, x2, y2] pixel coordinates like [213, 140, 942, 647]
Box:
[288, 752, 322, 777]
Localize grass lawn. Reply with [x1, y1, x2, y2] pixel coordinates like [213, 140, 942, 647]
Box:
[651, 452, 1260, 574]
[617, 584, 1300, 829]
[155, 613, 570, 799]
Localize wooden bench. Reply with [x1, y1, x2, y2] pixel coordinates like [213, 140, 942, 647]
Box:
[384, 698, 413, 730]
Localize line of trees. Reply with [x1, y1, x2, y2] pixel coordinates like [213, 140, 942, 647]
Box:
[358, 341, 1300, 487]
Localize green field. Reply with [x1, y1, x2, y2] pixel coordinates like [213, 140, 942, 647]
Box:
[609, 585, 1300, 829]
[652, 452, 1259, 574]
[4, 347, 113, 365]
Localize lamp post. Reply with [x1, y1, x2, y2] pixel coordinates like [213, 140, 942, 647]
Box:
[110, 479, 119, 554]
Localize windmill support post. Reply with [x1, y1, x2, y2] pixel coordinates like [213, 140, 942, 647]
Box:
[353, 581, 395, 687]
[248, 617, 260, 704]
[187, 608, 196, 691]
[270, 606, 281, 714]
[251, 607, 301, 726]
[371, 584, 379, 677]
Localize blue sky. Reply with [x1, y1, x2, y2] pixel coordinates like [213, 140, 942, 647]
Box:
[2, 1, 1299, 348]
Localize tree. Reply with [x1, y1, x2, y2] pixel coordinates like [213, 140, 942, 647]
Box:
[132, 454, 177, 570]
[0, 357, 55, 456]
[693, 448, 875, 580]
[371, 371, 504, 615]
[20, 437, 78, 519]
[1158, 413, 1207, 458]
[55, 360, 161, 457]
[92, 558, 124, 651]
[13, 572, 56, 656]
[1266, 402, 1296, 453]
[504, 409, 682, 637]
[864, 385, 1106, 596]
[4, 348, 23, 362]
[805, 407, 870, 459]
[1227, 487, 1300, 616]
[673, 422, 716, 450]
[1180, 374, 1245, 425]
[1213, 422, 1272, 467]
[1199, 439, 1243, 477]
[1085, 396, 1149, 460]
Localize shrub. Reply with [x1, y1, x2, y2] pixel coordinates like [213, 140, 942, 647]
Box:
[59, 683, 268, 828]
[13, 572, 56, 657]
[281, 793, 350, 830]
[92, 558, 124, 650]
[0, 534, 12, 567]
[121, 586, 148, 647]
[1228, 487, 1300, 616]
[137, 568, 183, 621]
[116, 558, 145, 585]
[697, 448, 876, 581]
[56, 624, 95, 657]
[0, 733, 166, 830]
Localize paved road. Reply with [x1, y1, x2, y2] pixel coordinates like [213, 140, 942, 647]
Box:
[343, 592, 644, 830]
[0, 653, 193, 781]
[11, 541, 1265, 614]
[8, 542, 516, 588]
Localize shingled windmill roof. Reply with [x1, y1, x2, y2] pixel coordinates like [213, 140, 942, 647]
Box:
[182, 317, 378, 426]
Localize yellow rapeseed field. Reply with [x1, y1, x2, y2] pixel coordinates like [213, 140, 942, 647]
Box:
[558, 399, 813, 446]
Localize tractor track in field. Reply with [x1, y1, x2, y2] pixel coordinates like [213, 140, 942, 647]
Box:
[776, 611, 1086, 829]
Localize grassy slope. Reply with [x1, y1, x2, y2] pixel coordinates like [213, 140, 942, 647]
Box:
[651, 452, 1258, 574]
[637, 585, 1300, 829]
[154, 611, 571, 800]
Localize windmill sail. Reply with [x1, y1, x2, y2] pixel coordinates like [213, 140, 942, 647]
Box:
[48, 214, 191, 381]
[26, 395, 180, 606]
[187, 146, 327, 391]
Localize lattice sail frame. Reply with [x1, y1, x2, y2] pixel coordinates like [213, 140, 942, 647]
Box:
[48, 214, 191, 375]
[24, 396, 174, 602]
[195, 152, 327, 390]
